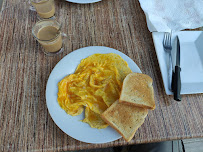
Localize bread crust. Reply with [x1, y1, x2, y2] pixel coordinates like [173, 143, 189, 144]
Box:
[101, 114, 145, 142]
[101, 100, 148, 142]
[119, 73, 155, 110]
[119, 100, 155, 110]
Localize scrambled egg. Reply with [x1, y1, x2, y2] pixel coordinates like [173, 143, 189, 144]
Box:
[57, 53, 132, 129]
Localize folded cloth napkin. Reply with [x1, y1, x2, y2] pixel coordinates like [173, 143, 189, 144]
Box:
[139, 0, 203, 32]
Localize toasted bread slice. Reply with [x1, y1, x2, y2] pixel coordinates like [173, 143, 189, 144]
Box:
[119, 73, 155, 110]
[101, 100, 148, 142]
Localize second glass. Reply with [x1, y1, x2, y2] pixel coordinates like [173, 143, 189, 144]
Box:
[30, 0, 55, 19]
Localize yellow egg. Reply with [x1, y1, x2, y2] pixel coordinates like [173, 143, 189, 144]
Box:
[82, 107, 109, 129]
[57, 53, 132, 129]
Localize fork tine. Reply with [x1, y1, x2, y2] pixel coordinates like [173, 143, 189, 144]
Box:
[166, 33, 169, 46]
[163, 33, 167, 46]
[166, 32, 171, 46]
[164, 33, 167, 46]
[168, 33, 171, 46]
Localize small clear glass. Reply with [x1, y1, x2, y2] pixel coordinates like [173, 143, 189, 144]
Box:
[30, 0, 55, 19]
[32, 19, 66, 55]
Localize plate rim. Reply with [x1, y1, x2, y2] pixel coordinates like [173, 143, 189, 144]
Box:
[65, 0, 101, 4]
[46, 46, 141, 143]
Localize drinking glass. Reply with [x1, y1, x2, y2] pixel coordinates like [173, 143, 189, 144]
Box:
[32, 19, 66, 55]
[30, 0, 55, 19]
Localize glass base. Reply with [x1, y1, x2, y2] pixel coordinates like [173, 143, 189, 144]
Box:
[37, 15, 56, 20]
[43, 47, 64, 56]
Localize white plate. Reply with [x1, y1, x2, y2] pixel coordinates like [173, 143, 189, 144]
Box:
[152, 31, 203, 95]
[65, 0, 101, 4]
[46, 46, 141, 143]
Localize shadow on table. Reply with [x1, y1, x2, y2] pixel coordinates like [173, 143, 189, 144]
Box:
[70, 141, 183, 152]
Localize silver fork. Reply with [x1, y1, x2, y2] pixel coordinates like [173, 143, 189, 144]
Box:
[163, 32, 173, 91]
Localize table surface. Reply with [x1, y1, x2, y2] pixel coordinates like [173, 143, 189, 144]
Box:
[0, 0, 203, 151]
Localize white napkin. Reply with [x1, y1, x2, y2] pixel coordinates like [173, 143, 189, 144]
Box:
[139, 0, 203, 32]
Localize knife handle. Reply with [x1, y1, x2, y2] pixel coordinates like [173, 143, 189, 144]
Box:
[173, 66, 181, 101]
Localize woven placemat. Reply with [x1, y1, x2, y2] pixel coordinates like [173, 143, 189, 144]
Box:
[0, 0, 203, 151]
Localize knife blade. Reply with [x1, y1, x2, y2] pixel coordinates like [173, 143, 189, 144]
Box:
[172, 36, 181, 101]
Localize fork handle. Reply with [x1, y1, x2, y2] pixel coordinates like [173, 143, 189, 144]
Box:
[168, 54, 173, 91]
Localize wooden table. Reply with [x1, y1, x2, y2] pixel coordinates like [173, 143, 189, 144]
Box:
[0, 0, 203, 151]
